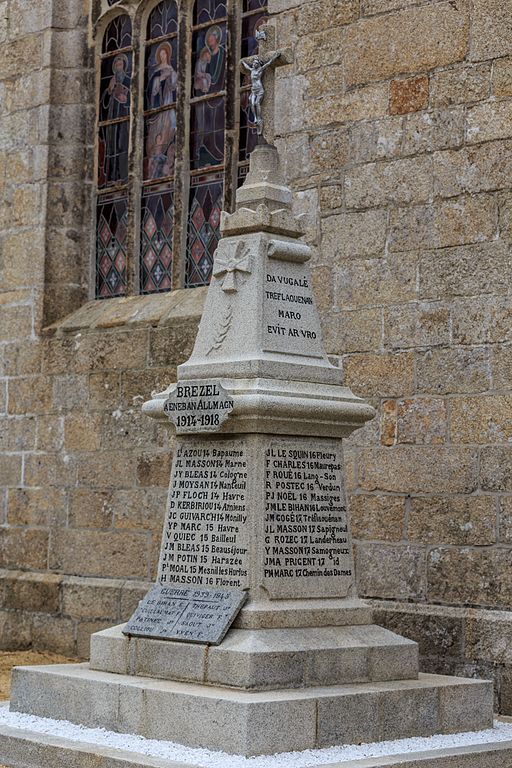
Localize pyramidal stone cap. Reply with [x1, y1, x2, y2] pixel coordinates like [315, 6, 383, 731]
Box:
[143, 142, 375, 439]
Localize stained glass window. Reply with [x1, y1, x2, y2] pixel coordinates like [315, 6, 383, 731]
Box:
[186, 173, 223, 287]
[186, 0, 228, 287]
[140, 0, 178, 293]
[96, 14, 132, 298]
[94, 1, 269, 298]
[96, 194, 128, 298]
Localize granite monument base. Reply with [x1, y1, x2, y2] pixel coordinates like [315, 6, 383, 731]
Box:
[2, 600, 499, 759]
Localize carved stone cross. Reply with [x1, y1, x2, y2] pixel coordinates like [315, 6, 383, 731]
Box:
[240, 24, 292, 144]
[213, 241, 252, 293]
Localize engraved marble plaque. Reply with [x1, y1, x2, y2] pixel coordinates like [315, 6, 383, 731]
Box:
[263, 260, 324, 358]
[124, 584, 247, 644]
[158, 438, 250, 590]
[163, 380, 234, 434]
[262, 438, 354, 599]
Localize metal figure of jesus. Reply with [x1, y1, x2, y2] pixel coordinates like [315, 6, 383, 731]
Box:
[241, 51, 281, 136]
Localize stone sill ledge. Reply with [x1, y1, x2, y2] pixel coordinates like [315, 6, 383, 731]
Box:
[44, 288, 207, 337]
[369, 598, 512, 622]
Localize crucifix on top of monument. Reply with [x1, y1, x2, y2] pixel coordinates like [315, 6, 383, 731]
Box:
[121, 27, 376, 647]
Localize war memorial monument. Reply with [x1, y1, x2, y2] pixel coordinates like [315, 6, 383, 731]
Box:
[0, 44, 512, 768]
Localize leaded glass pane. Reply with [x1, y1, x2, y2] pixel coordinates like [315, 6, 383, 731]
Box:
[190, 97, 225, 169]
[194, 0, 227, 26]
[98, 122, 129, 187]
[140, 188, 173, 293]
[241, 10, 266, 59]
[192, 23, 226, 97]
[102, 15, 132, 54]
[145, 40, 178, 111]
[148, 0, 178, 40]
[99, 51, 131, 123]
[96, 194, 128, 298]
[186, 174, 223, 287]
[144, 109, 176, 181]
[243, 0, 266, 10]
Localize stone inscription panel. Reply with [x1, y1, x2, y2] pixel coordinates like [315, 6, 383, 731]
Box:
[263, 260, 324, 358]
[163, 380, 234, 434]
[158, 438, 250, 590]
[124, 584, 247, 645]
[262, 438, 354, 599]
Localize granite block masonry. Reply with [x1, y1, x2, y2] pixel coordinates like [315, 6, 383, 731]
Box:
[0, 143, 506, 766]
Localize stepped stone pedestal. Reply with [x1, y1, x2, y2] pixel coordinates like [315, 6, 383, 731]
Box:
[1, 144, 511, 767]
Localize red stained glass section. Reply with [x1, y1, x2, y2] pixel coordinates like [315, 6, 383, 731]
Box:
[186, 175, 223, 287]
[96, 195, 128, 298]
[140, 189, 174, 294]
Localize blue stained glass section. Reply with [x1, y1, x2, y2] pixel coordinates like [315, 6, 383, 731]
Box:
[148, 0, 178, 39]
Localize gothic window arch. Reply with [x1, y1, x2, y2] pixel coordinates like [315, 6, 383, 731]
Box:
[94, 0, 268, 299]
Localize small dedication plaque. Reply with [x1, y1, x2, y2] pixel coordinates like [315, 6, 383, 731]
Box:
[123, 584, 247, 645]
[163, 380, 234, 434]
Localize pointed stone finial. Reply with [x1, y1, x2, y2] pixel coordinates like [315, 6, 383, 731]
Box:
[221, 143, 304, 239]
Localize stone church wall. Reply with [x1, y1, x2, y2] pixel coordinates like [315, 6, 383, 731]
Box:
[1, 0, 512, 712]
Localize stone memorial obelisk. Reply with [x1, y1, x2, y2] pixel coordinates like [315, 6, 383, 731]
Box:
[2, 141, 507, 766]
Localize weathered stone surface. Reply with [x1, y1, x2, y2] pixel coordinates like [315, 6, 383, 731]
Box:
[415, 347, 491, 395]
[349, 117, 403, 164]
[304, 83, 389, 129]
[469, 0, 512, 61]
[394, 397, 447, 445]
[431, 63, 491, 107]
[402, 108, 465, 156]
[359, 446, 479, 494]
[434, 140, 512, 198]
[322, 209, 388, 261]
[409, 497, 497, 546]
[345, 156, 432, 209]
[357, 543, 426, 599]
[49, 530, 150, 579]
[420, 241, 512, 300]
[389, 75, 429, 115]
[343, 352, 415, 398]
[384, 303, 451, 350]
[499, 497, 512, 544]
[7, 487, 66, 526]
[480, 447, 512, 492]
[343, 2, 469, 87]
[466, 101, 512, 144]
[492, 57, 512, 98]
[323, 307, 382, 355]
[350, 494, 405, 542]
[451, 395, 512, 443]
[335, 253, 418, 309]
[428, 548, 512, 608]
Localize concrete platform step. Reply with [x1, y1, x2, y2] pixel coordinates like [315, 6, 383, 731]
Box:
[90, 622, 419, 689]
[0, 708, 511, 768]
[9, 664, 494, 756]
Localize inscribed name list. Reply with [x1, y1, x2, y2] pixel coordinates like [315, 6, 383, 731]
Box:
[158, 438, 249, 590]
[263, 260, 324, 358]
[262, 438, 354, 599]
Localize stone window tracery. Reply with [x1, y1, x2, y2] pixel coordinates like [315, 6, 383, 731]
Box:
[94, 0, 267, 299]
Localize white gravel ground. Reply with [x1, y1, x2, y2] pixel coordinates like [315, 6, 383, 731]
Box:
[1, 708, 512, 767]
